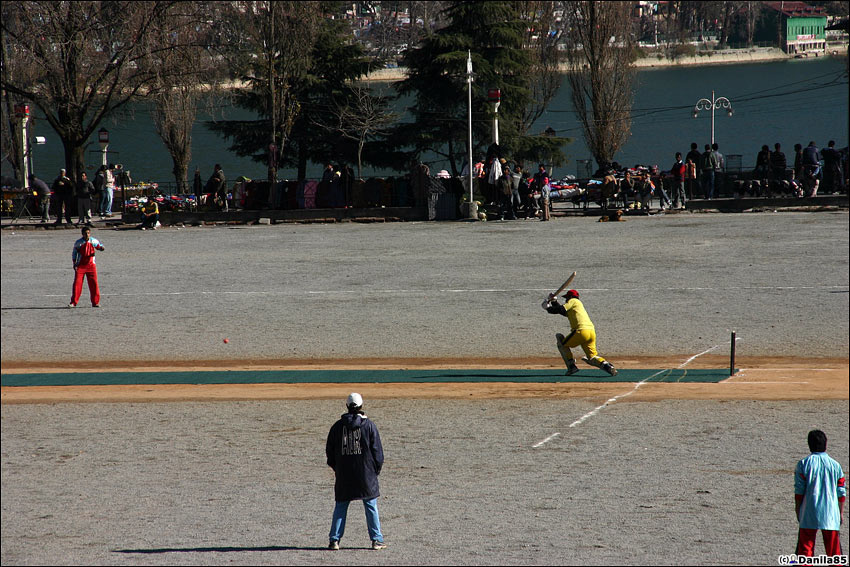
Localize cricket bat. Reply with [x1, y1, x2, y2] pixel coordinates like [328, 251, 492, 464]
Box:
[552, 271, 577, 297]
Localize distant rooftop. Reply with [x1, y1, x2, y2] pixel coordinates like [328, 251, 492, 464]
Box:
[762, 1, 827, 18]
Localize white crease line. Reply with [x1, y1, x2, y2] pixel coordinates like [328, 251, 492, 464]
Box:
[531, 432, 560, 448]
[42, 284, 848, 298]
[724, 381, 810, 384]
[742, 368, 837, 372]
[533, 344, 720, 448]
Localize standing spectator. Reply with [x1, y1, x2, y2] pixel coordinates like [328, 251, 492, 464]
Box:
[318, 163, 335, 208]
[100, 165, 115, 217]
[75, 172, 94, 226]
[321, 163, 335, 184]
[670, 153, 687, 209]
[52, 168, 74, 225]
[650, 165, 671, 210]
[207, 164, 227, 211]
[794, 143, 805, 180]
[498, 165, 516, 220]
[192, 167, 203, 196]
[770, 143, 787, 182]
[341, 163, 354, 207]
[700, 144, 717, 199]
[509, 164, 523, 218]
[802, 141, 821, 177]
[753, 145, 771, 179]
[711, 143, 725, 198]
[92, 165, 105, 216]
[685, 142, 702, 199]
[531, 163, 549, 218]
[29, 175, 51, 223]
[326, 393, 387, 551]
[821, 140, 844, 193]
[794, 429, 845, 559]
[69, 226, 104, 308]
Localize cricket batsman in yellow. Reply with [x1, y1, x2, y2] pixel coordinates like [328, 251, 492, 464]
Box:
[543, 289, 618, 376]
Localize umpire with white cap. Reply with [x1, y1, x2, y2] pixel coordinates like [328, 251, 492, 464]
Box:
[326, 393, 387, 550]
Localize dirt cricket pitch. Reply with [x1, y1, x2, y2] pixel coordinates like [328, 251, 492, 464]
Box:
[2, 213, 848, 565]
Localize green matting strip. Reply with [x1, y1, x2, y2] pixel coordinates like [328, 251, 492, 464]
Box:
[1, 368, 734, 387]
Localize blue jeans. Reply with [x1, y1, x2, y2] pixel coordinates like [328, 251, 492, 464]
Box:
[329, 498, 383, 543]
[100, 187, 113, 215]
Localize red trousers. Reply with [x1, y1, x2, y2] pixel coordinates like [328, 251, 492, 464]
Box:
[71, 264, 100, 306]
[796, 528, 843, 557]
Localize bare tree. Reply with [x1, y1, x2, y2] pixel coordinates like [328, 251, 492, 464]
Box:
[562, 1, 635, 168]
[0, 1, 191, 182]
[146, 2, 222, 192]
[328, 84, 397, 180]
[743, 1, 762, 47]
[224, 1, 321, 185]
[1, 29, 25, 179]
[515, 1, 563, 134]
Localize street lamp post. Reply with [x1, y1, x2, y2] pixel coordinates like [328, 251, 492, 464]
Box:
[692, 90, 733, 145]
[488, 88, 501, 145]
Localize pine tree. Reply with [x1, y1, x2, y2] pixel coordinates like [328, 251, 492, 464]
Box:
[390, 1, 568, 175]
[208, 12, 375, 180]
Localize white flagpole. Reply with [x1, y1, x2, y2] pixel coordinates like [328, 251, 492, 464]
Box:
[467, 50, 474, 214]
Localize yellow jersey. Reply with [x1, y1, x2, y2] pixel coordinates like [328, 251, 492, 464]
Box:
[563, 298, 594, 331]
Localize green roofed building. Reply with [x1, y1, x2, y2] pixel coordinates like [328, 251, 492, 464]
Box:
[762, 1, 828, 55]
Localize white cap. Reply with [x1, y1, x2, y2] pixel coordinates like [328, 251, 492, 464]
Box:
[346, 393, 363, 408]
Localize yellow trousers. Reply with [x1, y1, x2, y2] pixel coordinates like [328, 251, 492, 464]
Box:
[556, 329, 608, 367]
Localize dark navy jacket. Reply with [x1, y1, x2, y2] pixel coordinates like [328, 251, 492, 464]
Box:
[326, 412, 384, 502]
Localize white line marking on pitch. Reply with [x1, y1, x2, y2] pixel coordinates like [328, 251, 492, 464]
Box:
[532, 344, 720, 448]
[532, 433, 561, 448]
[724, 381, 810, 384]
[42, 284, 848, 299]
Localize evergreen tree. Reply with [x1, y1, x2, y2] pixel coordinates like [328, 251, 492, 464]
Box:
[208, 11, 375, 180]
[390, 1, 568, 175]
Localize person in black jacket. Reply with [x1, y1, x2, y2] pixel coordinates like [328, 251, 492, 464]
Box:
[326, 393, 386, 550]
[75, 172, 95, 226]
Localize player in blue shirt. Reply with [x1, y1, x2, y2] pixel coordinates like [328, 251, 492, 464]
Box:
[794, 429, 846, 558]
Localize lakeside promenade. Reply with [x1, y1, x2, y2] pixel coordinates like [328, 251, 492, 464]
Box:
[363, 46, 846, 80]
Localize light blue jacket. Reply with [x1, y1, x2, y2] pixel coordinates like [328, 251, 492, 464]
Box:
[795, 452, 846, 530]
[72, 236, 104, 267]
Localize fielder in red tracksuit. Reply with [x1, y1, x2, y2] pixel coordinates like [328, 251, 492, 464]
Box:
[70, 226, 105, 308]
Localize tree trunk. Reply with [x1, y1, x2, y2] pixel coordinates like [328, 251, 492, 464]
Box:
[172, 153, 189, 193]
[297, 142, 307, 181]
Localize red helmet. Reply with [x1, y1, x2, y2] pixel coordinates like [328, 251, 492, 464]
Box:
[565, 289, 579, 300]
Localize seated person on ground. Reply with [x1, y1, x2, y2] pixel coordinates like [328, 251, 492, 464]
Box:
[139, 199, 159, 230]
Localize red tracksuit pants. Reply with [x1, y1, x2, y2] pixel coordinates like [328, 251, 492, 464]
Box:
[71, 263, 100, 306]
[796, 528, 843, 557]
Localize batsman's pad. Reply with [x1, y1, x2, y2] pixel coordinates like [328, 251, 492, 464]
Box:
[556, 332, 575, 366]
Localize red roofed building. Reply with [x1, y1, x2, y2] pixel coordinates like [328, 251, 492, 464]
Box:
[762, 1, 828, 54]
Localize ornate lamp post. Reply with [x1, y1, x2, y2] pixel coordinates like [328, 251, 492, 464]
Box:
[692, 90, 733, 145]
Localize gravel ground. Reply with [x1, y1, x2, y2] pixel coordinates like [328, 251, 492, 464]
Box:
[2, 212, 848, 566]
[1, 212, 848, 362]
[1, 398, 847, 566]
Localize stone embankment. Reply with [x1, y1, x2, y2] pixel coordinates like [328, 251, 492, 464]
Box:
[362, 46, 847, 80]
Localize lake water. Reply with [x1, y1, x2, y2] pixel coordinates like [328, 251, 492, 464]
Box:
[8, 57, 848, 185]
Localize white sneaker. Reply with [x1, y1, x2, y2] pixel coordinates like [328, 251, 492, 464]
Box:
[371, 540, 387, 550]
[328, 541, 339, 550]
